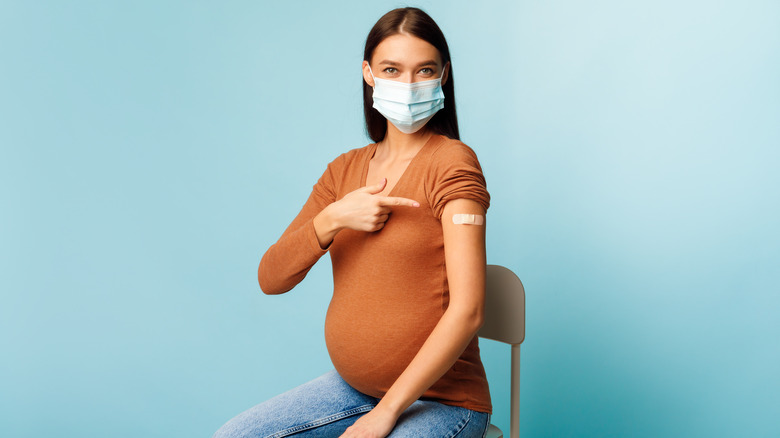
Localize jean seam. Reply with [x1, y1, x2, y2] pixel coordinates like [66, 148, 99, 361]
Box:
[481, 414, 491, 438]
[445, 408, 471, 438]
[265, 404, 375, 438]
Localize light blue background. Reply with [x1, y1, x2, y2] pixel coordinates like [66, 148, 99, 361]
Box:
[1, 1, 778, 437]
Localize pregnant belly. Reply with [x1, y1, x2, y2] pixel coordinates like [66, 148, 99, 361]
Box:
[323, 295, 443, 397]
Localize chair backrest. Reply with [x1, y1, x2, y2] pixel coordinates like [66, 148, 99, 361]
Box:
[479, 264, 526, 345]
[479, 264, 525, 438]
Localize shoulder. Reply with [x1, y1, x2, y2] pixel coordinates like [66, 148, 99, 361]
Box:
[426, 136, 485, 177]
[428, 136, 484, 170]
[324, 142, 375, 172]
[424, 136, 490, 217]
[313, 142, 375, 194]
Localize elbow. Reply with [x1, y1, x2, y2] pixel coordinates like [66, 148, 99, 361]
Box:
[258, 276, 279, 295]
[258, 276, 290, 295]
[471, 310, 485, 334]
[258, 272, 287, 295]
[449, 305, 484, 335]
[257, 266, 272, 294]
[258, 259, 288, 295]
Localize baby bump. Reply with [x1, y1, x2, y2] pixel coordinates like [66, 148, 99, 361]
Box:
[323, 293, 444, 397]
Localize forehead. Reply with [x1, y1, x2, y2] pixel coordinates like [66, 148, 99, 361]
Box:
[371, 33, 442, 66]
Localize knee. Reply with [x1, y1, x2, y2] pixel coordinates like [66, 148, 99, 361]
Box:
[212, 421, 245, 438]
[211, 426, 231, 438]
[213, 412, 275, 438]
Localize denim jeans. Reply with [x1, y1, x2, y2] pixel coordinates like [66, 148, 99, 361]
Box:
[213, 369, 491, 438]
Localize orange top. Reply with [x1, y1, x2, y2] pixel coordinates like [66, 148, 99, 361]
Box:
[258, 134, 492, 413]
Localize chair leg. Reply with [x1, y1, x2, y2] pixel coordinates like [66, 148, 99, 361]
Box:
[511, 344, 521, 438]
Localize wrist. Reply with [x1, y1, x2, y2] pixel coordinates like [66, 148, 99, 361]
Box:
[374, 396, 406, 420]
[321, 204, 343, 233]
[313, 205, 341, 249]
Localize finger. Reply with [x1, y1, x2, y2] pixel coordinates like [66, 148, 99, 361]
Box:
[377, 214, 389, 223]
[373, 221, 385, 231]
[362, 177, 387, 194]
[378, 196, 420, 207]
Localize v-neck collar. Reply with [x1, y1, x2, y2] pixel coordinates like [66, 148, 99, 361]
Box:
[360, 134, 440, 197]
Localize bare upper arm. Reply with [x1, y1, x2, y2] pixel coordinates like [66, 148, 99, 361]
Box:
[441, 199, 487, 320]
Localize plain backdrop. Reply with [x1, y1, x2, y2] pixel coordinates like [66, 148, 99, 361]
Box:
[1, 1, 778, 437]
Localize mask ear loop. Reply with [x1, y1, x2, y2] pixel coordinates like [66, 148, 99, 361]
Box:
[367, 64, 376, 88]
[440, 62, 449, 81]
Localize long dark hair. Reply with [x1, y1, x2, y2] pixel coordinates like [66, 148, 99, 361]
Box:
[363, 7, 459, 142]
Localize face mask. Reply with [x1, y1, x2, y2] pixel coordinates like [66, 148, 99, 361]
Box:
[369, 65, 445, 134]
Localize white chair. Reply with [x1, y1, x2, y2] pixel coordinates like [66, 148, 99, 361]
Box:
[479, 264, 526, 438]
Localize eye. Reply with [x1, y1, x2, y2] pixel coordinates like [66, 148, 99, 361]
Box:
[419, 67, 434, 75]
[383, 67, 398, 74]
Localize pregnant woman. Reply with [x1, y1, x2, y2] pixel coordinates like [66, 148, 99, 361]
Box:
[214, 7, 492, 437]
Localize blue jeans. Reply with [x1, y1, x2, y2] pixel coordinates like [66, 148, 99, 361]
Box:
[213, 369, 491, 438]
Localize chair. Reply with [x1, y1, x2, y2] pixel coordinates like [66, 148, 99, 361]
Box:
[479, 264, 526, 438]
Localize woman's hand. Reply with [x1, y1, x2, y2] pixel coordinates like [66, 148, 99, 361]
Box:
[339, 406, 398, 438]
[332, 178, 420, 232]
[313, 178, 419, 247]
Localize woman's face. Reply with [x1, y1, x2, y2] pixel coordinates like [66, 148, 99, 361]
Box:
[363, 33, 449, 86]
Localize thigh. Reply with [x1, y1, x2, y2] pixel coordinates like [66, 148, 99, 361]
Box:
[388, 400, 491, 438]
[213, 369, 378, 438]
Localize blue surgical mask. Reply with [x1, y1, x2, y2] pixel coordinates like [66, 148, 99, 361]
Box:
[369, 65, 445, 134]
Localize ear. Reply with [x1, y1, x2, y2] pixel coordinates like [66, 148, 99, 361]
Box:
[441, 61, 450, 86]
[362, 60, 375, 87]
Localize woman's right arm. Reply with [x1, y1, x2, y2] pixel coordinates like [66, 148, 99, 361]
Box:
[259, 174, 419, 295]
[257, 168, 336, 294]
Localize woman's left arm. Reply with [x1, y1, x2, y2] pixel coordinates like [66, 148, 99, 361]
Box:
[341, 198, 487, 438]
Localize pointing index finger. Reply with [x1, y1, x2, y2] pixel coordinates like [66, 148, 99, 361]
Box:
[378, 196, 420, 208]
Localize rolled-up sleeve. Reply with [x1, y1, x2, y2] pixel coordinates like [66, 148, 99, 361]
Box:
[426, 142, 490, 220]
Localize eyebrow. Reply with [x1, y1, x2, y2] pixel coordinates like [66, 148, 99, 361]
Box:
[378, 59, 439, 67]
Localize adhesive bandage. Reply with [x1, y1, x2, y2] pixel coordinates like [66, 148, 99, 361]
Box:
[452, 214, 484, 225]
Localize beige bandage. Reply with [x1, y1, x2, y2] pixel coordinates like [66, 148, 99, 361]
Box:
[452, 214, 484, 225]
